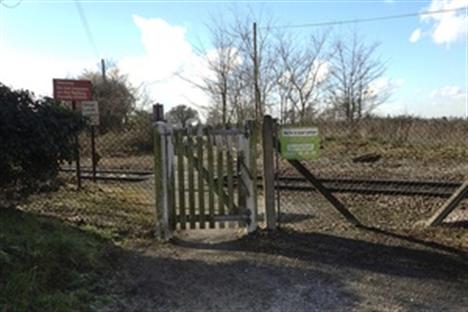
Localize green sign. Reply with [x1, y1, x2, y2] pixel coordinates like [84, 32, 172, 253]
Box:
[280, 127, 320, 160]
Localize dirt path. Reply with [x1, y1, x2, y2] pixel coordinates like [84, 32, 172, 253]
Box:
[101, 226, 468, 312]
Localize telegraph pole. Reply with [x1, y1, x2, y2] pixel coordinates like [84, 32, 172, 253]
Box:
[90, 59, 106, 182]
[101, 59, 106, 82]
[253, 22, 260, 122]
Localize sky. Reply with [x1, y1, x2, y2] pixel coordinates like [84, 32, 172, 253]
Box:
[0, 0, 467, 119]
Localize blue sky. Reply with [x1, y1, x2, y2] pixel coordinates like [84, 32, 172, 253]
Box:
[0, 0, 467, 118]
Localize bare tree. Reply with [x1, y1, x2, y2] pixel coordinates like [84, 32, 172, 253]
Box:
[194, 13, 240, 125]
[182, 6, 279, 125]
[276, 29, 332, 124]
[229, 8, 279, 121]
[326, 30, 391, 122]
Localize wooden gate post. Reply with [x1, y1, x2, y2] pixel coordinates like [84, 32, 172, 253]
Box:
[153, 121, 173, 241]
[244, 120, 258, 232]
[263, 115, 276, 230]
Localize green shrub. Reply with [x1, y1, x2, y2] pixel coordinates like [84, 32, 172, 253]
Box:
[0, 83, 85, 196]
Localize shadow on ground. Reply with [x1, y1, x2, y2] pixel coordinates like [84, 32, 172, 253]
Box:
[172, 226, 468, 282]
[103, 224, 468, 312]
[109, 247, 360, 311]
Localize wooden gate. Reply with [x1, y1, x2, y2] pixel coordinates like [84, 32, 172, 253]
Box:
[153, 121, 258, 239]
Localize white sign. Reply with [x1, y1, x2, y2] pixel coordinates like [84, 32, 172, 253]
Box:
[81, 101, 99, 126]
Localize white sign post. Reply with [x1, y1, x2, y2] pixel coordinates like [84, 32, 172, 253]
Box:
[81, 101, 100, 126]
[81, 101, 99, 182]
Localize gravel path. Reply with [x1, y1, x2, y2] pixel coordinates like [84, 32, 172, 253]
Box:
[103, 227, 468, 312]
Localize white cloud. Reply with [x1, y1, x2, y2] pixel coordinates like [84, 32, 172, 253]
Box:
[429, 85, 463, 98]
[413, 0, 468, 46]
[0, 16, 212, 116]
[0, 48, 96, 98]
[375, 101, 411, 116]
[377, 85, 467, 118]
[425, 85, 467, 117]
[118, 16, 209, 112]
[409, 28, 422, 42]
[366, 77, 402, 96]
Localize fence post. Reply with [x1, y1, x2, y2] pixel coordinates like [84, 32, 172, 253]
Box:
[262, 115, 276, 230]
[245, 120, 258, 232]
[153, 121, 172, 241]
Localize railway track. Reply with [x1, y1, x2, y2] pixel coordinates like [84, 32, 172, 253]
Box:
[242, 176, 465, 199]
[60, 167, 465, 199]
[59, 167, 153, 182]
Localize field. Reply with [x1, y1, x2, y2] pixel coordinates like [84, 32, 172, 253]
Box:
[4, 116, 467, 310]
[11, 177, 468, 311]
[62, 117, 468, 243]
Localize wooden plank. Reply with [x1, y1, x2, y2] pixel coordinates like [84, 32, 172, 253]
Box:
[274, 138, 362, 227]
[176, 130, 186, 229]
[426, 180, 468, 227]
[186, 130, 196, 229]
[196, 125, 206, 229]
[174, 214, 249, 223]
[245, 120, 257, 232]
[216, 135, 225, 229]
[206, 128, 216, 228]
[226, 134, 236, 215]
[262, 115, 276, 230]
[168, 129, 176, 230]
[249, 120, 258, 231]
[237, 132, 246, 215]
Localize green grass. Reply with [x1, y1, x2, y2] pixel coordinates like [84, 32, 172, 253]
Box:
[0, 207, 119, 312]
[0, 180, 159, 311]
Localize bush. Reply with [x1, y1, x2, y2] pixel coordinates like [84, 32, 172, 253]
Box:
[0, 83, 85, 196]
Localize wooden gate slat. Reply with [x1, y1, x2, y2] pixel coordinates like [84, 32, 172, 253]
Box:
[226, 134, 235, 215]
[216, 135, 225, 228]
[176, 130, 186, 229]
[237, 132, 246, 215]
[196, 125, 206, 228]
[187, 129, 196, 229]
[168, 130, 176, 230]
[206, 128, 216, 228]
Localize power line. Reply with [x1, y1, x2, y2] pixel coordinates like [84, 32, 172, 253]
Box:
[265, 7, 466, 29]
[0, 0, 22, 9]
[74, 0, 100, 59]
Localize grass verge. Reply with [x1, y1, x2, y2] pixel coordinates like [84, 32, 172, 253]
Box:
[0, 207, 120, 312]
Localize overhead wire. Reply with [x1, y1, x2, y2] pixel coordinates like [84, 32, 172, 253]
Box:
[74, 0, 100, 59]
[0, 0, 22, 9]
[264, 7, 466, 29]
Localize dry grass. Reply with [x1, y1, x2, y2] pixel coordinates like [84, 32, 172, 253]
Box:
[19, 181, 156, 244]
